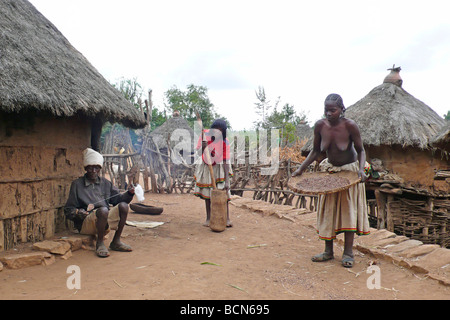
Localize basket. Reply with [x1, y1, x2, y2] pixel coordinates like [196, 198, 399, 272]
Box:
[288, 171, 361, 195]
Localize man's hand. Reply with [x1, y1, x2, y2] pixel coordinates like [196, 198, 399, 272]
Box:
[77, 208, 89, 216]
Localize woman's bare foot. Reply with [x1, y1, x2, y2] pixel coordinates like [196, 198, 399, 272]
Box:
[311, 251, 334, 262]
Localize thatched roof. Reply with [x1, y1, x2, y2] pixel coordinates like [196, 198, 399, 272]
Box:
[345, 82, 445, 149]
[295, 122, 312, 141]
[431, 121, 450, 152]
[302, 70, 446, 155]
[0, 0, 146, 128]
[150, 114, 194, 150]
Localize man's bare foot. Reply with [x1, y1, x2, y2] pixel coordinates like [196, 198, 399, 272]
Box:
[203, 220, 210, 227]
[109, 241, 132, 252]
[96, 243, 110, 258]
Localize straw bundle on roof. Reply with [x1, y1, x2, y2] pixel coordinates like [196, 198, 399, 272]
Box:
[0, 0, 145, 128]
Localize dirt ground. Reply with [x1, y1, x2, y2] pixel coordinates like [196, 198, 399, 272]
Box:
[0, 192, 449, 301]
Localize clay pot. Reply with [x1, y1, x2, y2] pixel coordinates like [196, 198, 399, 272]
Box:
[383, 65, 403, 87]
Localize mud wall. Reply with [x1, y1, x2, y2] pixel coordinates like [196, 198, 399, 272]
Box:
[0, 115, 90, 251]
[366, 145, 448, 193]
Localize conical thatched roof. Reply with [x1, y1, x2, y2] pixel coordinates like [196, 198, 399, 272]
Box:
[302, 70, 446, 155]
[149, 114, 194, 150]
[0, 0, 145, 128]
[345, 82, 445, 149]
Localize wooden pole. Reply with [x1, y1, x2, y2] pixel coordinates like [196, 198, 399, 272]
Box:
[374, 189, 387, 229]
[146, 89, 153, 129]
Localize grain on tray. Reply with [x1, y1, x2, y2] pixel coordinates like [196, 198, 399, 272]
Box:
[295, 175, 351, 192]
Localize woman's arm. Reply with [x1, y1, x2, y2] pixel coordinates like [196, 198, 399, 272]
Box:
[348, 120, 367, 182]
[292, 121, 323, 176]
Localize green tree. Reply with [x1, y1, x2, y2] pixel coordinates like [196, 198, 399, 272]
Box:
[254, 86, 272, 125]
[164, 84, 230, 129]
[253, 87, 308, 145]
[151, 108, 167, 129]
[102, 78, 168, 150]
[113, 77, 143, 108]
[111, 77, 167, 131]
[265, 103, 306, 128]
[444, 110, 450, 120]
[264, 103, 307, 145]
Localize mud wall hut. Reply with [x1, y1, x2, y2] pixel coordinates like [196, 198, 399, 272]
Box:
[344, 67, 447, 195]
[0, 0, 146, 251]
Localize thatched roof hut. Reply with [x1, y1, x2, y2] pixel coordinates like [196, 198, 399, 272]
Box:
[149, 113, 195, 151]
[345, 82, 445, 150]
[139, 113, 195, 194]
[0, 0, 145, 251]
[345, 69, 447, 195]
[0, 0, 145, 129]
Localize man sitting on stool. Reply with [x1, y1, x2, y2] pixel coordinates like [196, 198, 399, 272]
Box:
[64, 148, 135, 258]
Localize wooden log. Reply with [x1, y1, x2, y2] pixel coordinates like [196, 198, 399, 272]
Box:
[386, 195, 395, 232]
[148, 156, 158, 193]
[210, 189, 228, 232]
[380, 188, 403, 195]
[149, 137, 170, 193]
[0, 221, 4, 251]
[375, 189, 387, 229]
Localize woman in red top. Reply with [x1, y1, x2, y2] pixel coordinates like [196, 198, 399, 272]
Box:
[193, 119, 233, 227]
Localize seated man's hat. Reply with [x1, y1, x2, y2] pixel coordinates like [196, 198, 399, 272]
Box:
[83, 148, 104, 168]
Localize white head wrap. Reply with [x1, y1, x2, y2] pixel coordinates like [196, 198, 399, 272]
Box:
[83, 148, 104, 168]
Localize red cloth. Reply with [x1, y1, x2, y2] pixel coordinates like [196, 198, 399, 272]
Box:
[196, 129, 230, 165]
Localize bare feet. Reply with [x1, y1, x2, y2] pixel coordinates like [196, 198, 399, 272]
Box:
[96, 242, 110, 258]
[342, 254, 354, 268]
[311, 251, 334, 262]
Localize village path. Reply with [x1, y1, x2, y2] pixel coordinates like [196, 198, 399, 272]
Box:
[0, 192, 448, 301]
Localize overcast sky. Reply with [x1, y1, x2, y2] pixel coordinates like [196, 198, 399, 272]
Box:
[29, 0, 450, 130]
